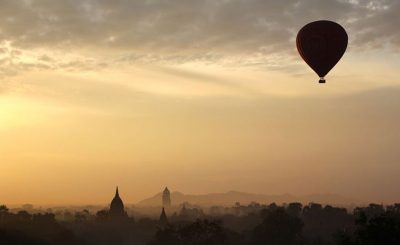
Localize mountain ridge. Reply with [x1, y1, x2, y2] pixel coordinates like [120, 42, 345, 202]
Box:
[136, 190, 356, 207]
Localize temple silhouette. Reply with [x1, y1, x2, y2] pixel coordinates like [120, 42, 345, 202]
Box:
[109, 186, 128, 220]
[159, 207, 168, 227]
[159, 187, 171, 227]
[107, 186, 171, 224]
[162, 187, 171, 208]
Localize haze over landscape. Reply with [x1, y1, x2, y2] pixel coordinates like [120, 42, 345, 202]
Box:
[1, 0, 400, 206]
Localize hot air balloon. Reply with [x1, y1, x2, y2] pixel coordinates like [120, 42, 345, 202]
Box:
[296, 20, 348, 83]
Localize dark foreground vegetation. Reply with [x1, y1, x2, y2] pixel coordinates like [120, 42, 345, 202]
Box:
[1, 202, 399, 245]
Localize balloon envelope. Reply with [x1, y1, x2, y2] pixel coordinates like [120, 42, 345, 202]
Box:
[296, 20, 348, 83]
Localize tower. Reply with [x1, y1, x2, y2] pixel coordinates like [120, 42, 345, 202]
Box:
[162, 187, 171, 208]
[109, 186, 127, 218]
[159, 207, 168, 227]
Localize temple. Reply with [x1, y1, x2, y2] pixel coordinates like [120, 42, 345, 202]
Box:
[109, 186, 128, 219]
[159, 207, 168, 227]
[162, 187, 171, 208]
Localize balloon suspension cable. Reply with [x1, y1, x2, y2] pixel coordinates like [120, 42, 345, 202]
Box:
[319, 77, 326, 84]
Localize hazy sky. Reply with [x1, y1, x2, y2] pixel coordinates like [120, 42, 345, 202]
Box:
[1, 0, 400, 205]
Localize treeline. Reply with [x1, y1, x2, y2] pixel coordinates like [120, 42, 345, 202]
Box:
[1, 203, 400, 245]
[0, 205, 82, 244]
[150, 203, 400, 245]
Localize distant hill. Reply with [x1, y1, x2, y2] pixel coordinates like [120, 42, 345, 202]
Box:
[136, 191, 356, 207]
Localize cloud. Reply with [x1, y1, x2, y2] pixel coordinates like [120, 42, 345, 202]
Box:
[350, 1, 400, 50]
[0, 0, 344, 52]
[0, 0, 398, 74]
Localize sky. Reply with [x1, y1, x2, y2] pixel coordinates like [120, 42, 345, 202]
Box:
[1, 0, 400, 205]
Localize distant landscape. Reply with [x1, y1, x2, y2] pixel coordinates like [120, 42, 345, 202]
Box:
[1, 0, 400, 244]
[137, 190, 357, 207]
[1, 187, 399, 245]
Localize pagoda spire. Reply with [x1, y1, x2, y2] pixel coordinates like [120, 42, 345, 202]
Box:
[109, 186, 127, 218]
[162, 187, 171, 207]
[159, 207, 168, 227]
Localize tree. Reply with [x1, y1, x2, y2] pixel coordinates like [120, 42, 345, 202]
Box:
[0, 205, 9, 213]
[354, 211, 400, 245]
[287, 202, 303, 217]
[96, 210, 109, 222]
[148, 226, 180, 245]
[17, 210, 32, 223]
[0, 205, 10, 224]
[148, 219, 227, 245]
[252, 207, 304, 245]
[179, 219, 226, 245]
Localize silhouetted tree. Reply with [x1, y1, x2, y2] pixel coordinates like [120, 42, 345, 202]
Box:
[0, 229, 46, 245]
[17, 210, 32, 223]
[180, 219, 226, 244]
[96, 210, 109, 222]
[0, 205, 9, 224]
[353, 208, 400, 245]
[148, 219, 226, 245]
[251, 207, 303, 245]
[287, 202, 303, 217]
[148, 226, 179, 245]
